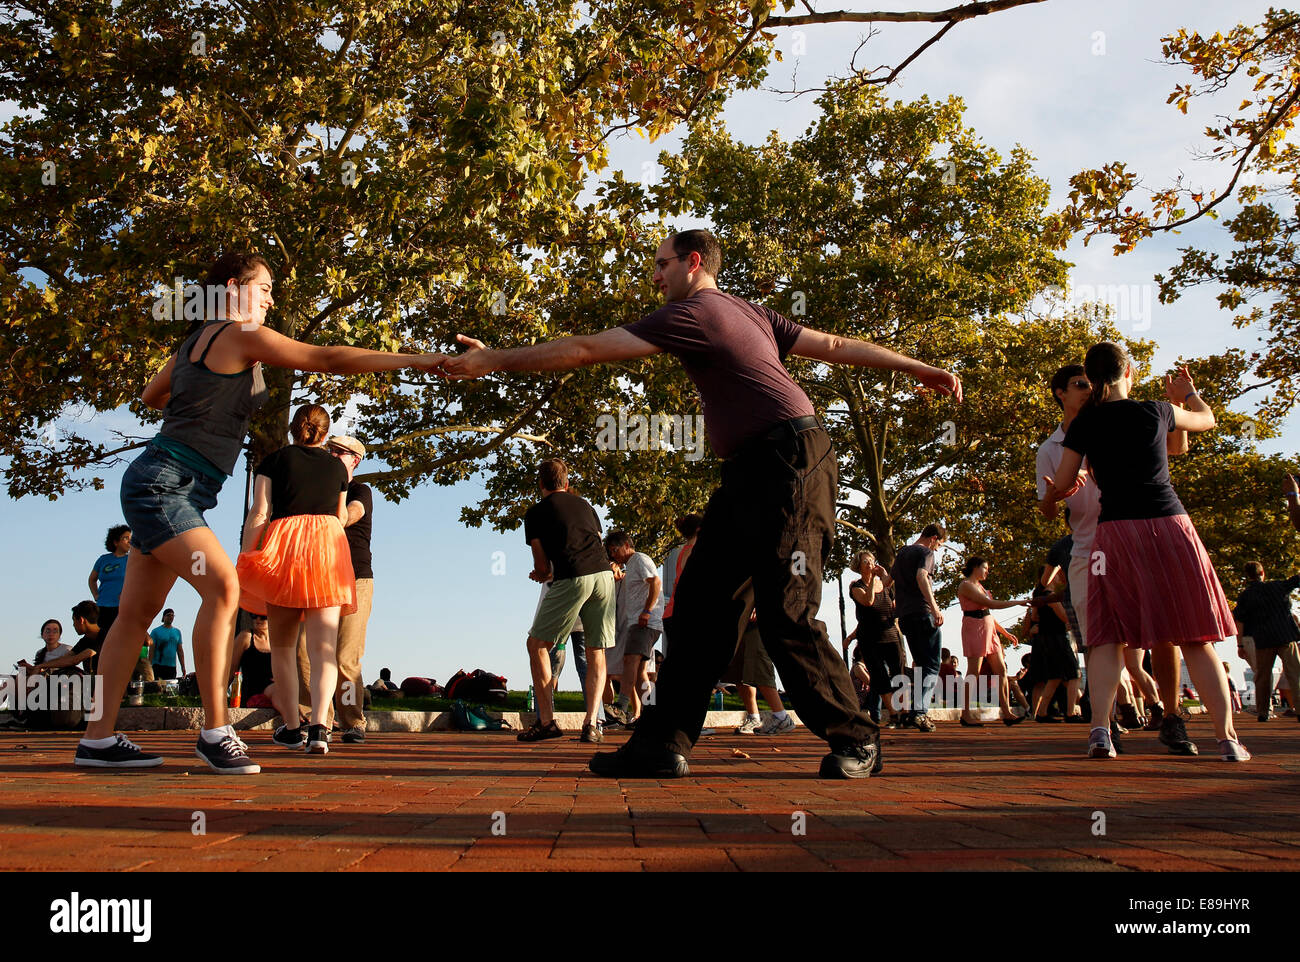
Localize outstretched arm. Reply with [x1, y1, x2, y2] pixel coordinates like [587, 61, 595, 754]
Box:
[790, 328, 962, 401]
[440, 328, 661, 380]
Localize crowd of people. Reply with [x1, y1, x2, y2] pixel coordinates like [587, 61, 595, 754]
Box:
[5, 231, 1300, 780]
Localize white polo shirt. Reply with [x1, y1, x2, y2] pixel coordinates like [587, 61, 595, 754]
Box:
[1036, 424, 1101, 558]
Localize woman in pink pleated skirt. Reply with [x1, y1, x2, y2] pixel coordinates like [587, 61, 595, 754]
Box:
[1046, 343, 1247, 762]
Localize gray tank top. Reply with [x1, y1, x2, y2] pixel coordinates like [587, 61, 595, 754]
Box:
[158, 322, 268, 476]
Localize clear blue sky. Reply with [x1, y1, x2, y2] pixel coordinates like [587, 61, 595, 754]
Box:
[4, 1, 1294, 695]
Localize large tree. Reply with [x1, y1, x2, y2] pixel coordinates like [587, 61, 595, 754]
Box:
[0, 0, 1045, 500]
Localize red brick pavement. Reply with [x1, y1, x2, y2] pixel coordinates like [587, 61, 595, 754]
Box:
[1, 716, 1298, 872]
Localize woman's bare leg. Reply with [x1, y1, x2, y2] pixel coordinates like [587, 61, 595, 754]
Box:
[86, 528, 237, 739]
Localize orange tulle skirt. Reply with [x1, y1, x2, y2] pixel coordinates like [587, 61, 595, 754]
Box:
[236, 514, 356, 616]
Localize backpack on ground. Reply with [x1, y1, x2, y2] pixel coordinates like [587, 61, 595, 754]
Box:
[444, 668, 508, 703]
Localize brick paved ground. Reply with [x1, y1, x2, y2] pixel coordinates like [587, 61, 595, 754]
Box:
[1, 716, 1298, 872]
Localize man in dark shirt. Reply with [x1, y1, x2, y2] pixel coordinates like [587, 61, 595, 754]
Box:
[521, 459, 615, 743]
[1234, 562, 1300, 723]
[440, 230, 961, 778]
[891, 524, 948, 731]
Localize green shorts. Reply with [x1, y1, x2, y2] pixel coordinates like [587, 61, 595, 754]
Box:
[529, 571, 615, 649]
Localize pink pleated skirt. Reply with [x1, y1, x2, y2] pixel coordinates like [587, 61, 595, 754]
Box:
[1086, 514, 1234, 649]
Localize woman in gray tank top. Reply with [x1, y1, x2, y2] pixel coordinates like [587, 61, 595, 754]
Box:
[75, 252, 447, 774]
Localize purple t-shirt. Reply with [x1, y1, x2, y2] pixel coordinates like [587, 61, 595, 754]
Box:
[622, 289, 815, 459]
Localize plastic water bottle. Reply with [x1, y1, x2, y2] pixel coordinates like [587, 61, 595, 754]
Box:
[526, 685, 535, 712]
[713, 689, 723, 710]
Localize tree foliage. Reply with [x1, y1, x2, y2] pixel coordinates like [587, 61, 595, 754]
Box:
[1050, 9, 1300, 415]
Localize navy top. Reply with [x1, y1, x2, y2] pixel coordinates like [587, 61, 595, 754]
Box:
[1062, 400, 1185, 522]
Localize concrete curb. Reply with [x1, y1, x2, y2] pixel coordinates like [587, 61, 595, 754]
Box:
[112, 705, 1011, 732]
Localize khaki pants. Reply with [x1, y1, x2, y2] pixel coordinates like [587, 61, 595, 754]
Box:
[297, 578, 374, 730]
[1254, 641, 1300, 718]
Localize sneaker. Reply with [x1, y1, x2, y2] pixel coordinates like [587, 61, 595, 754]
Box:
[1158, 714, 1198, 756]
[1144, 702, 1165, 732]
[604, 703, 631, 726]
[580, 722, 604, 744]
[1111, 720, 1125, 755]
[0, 714, 29, 731]
[75, 733, 164, 768]
[1118, 703, 1143, 730]
[194, 729, 260, 774]
[1218, 739, 1252, 762]
[757, 714, 796, 735]
[588, 743, 689, 778]
[819, 740, 882, 779]
[1088, 727, 1116, 759]
[305, 724, 330, 755]
[912, 713, 936, 733]
[272, 725, 305, 750]
[734, 716, 762, 734]
[517, 719, 563, 742]
[340, 727, 366, 744]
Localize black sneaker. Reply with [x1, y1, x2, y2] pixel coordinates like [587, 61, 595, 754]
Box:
[1144, 702, 1165, 732]
[580, 722, 604, 744]
[1158, 714, 1198, 756]
[272, 724, 305, 750]
[75, 733, 164, 768]
[341, 727, 366, 744]
[1111, 720, 1125, 755]
[912, 713, 936, 733]
[588, 743, 689, 778]
[194, 729, 260, 774]
[819, 739, 882, 779]
[306, 724, 330, 754]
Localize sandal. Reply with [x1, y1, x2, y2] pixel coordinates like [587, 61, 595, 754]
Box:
[517, 719, 563, 743]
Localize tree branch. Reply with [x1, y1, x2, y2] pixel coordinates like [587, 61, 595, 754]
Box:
[763, 0, 1047, 28]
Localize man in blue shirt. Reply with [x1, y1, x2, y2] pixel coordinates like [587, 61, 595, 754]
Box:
[148, 609, 186, 681]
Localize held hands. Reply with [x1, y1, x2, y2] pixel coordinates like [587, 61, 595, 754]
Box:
[1042, 471, 1086, 502]
[1165, 365, 1195, 405]
[437, 334, 494, 380]
[411, 352, 450, 373]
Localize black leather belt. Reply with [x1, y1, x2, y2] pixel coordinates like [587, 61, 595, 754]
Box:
[762, 414, 821, 441]
[963, 609, 991, 619]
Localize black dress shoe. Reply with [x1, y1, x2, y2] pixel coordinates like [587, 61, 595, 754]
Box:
[959, 717, 984, 727]
[588, 744, 689, 778]
[819, 741, 882, 779]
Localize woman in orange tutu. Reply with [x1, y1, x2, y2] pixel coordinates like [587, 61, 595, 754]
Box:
[237, 404, 354, 754]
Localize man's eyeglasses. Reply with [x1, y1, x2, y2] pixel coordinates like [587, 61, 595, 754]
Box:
[654, 254, 689, 270]
[1069, 380, 1091, 390]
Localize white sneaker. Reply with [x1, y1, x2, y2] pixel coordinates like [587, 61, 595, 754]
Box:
[734, 717, 762, 734]
[1088, 726, 1116, 759]
[758, 714, 795, 735]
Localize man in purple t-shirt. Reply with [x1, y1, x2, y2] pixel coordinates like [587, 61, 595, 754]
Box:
[441, 229, 961, 779]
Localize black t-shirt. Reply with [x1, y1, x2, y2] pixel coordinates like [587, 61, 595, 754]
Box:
[344, 481, 374, 579]
[851, 578, 900, 646]
[891, 543, 936, 619]
[71, 631, 101, 675]
[523, 490, 608, 581]
[1062, 400, 1186, 522]
[255, 446, 348, 522]
[621, 289, 815, 459]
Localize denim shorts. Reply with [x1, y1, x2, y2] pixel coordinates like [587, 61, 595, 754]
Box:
[120, 444, 226, 554]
